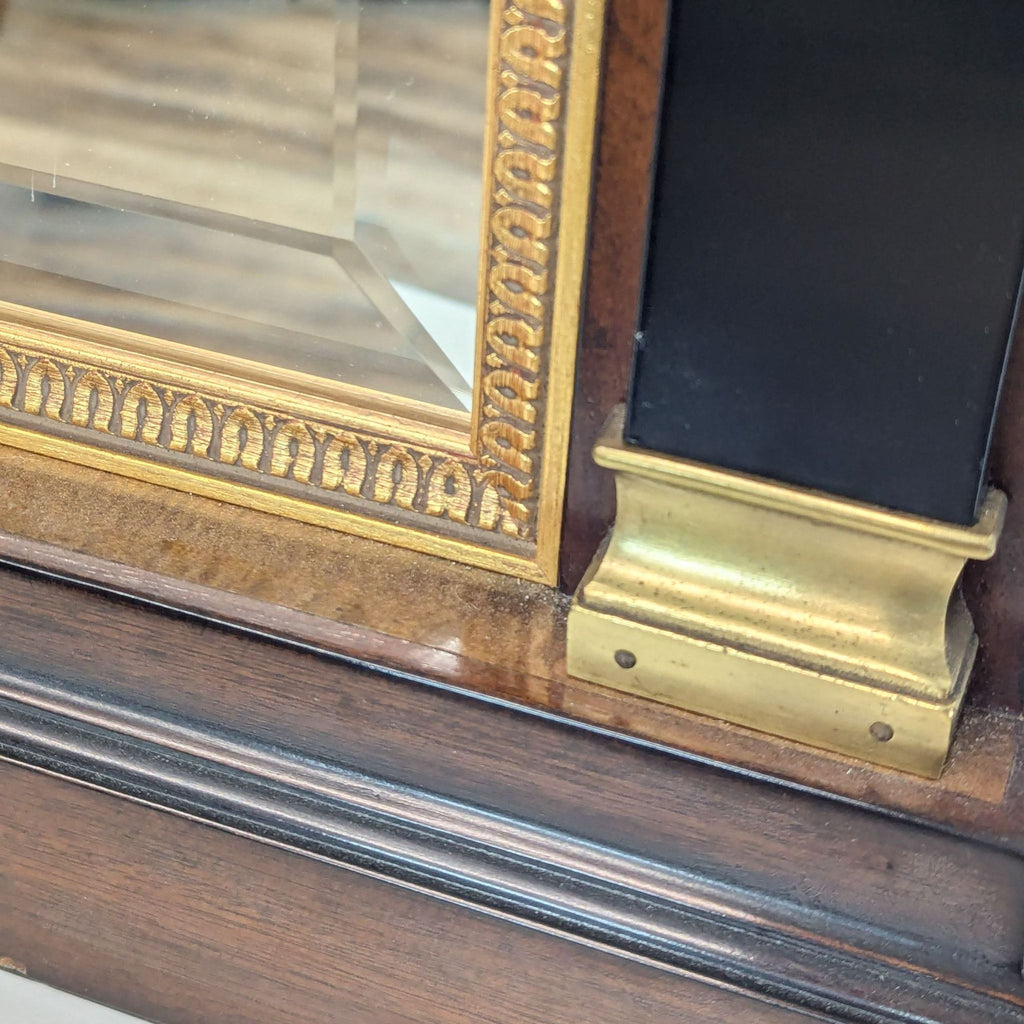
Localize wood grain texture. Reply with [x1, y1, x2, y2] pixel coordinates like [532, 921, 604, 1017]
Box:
[968, 318, 1024, 713]
[0, 442, 1021, 852]
[0, 559, 1023, 1017]
[0, 763, 819, 1024]
[558, 0, 670, 589]
[0, 586, 1023, 1022]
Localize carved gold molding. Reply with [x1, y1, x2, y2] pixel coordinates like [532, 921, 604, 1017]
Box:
[0, 0, 606, 584]
[0, 339, 523, 536]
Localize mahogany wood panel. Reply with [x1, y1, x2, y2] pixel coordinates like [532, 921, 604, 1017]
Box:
[969, 320, 1024, 713]
[0, 561, 1023, 1020]
[0, 443, 1021, 851]
[0, 763, 813, 1024]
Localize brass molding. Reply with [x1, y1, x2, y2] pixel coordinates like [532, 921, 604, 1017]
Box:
[567, 407, 1007, 777]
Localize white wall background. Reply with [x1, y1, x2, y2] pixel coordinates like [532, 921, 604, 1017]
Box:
[0, 972, 147, 1024]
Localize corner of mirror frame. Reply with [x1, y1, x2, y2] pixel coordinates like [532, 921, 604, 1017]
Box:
[0, 0, 607, 586]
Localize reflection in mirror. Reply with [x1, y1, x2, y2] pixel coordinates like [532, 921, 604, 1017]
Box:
[0, 0, 489, 410]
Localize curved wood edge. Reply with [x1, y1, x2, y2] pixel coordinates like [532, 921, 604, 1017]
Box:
[0, 563, 1022, 1023]
[0, 499, 1021, 857]
[0, 762, 817, 1024]
[0, 671, 1021, 1024]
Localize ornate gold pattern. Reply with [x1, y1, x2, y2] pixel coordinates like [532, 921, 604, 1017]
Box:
[474, 0, 570, 539]
[0, 0, 607, 583]
[0, 340, 524, 537]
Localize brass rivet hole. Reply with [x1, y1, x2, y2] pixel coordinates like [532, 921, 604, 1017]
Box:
[614, 649, 637, 670]
[869, 722, 894, 743]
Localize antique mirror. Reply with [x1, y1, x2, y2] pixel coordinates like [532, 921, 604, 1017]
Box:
[0, 0, 603, 583]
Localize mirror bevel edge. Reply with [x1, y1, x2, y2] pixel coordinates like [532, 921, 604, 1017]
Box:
[0, 0, 607, 585]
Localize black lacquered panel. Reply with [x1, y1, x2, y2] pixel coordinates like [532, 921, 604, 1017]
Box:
[628, 0, 1024, 524]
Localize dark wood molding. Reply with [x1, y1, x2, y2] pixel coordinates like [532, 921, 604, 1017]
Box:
[1, 677, 1014, 1024]
[1, 445, 1021, 851]
[0, 761, 822, 1024]
[0, 561, 1022, 1022]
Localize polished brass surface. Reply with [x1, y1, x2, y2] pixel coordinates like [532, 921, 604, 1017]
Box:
[568, 407, 1007, 776]
[0, 0, 606, 583]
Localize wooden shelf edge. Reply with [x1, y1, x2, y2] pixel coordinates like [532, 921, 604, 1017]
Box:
[0, 670, 1021, 1024]
[0, 510, 1021, 858]
[0, 589, 1019, 1019]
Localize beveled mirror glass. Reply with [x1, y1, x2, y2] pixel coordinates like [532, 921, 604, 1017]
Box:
[0, 0, 487, 410]
[0, 0, 604, 582]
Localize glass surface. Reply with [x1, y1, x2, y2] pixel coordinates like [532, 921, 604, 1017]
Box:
[0, 0, 489, 410]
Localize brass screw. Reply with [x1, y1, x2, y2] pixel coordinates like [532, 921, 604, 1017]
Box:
[614, 649, 637, 669]
[869, 721, 894, 743]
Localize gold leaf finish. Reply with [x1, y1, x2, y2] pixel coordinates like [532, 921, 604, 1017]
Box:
[0, 0, 608, 584]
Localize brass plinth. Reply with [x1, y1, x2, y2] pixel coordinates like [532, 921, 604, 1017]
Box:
[567, 408, 1006, 777]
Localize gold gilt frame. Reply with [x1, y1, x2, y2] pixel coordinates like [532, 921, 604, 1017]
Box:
[0, 0, 605, 584]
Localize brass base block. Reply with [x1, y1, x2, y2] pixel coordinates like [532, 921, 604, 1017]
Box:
[568, 408, 1006, 777]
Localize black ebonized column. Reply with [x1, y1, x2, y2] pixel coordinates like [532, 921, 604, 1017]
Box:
[628, 0, 1024, 524]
